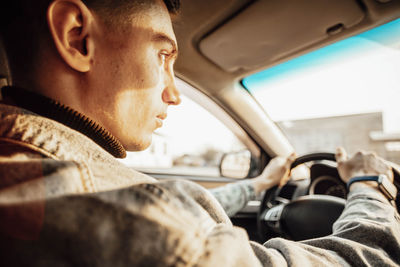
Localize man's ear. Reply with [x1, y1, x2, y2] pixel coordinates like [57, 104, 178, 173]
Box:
[47, 0, 94, 72]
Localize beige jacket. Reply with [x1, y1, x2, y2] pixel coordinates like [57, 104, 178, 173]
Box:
[1, 102, 399, 266]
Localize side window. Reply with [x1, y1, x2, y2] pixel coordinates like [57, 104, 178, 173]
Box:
[119, 80, 256, 178]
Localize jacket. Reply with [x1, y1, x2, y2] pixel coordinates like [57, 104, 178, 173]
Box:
[1, 101, 400, 266]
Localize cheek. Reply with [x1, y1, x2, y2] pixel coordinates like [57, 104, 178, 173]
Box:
[94, 42, 162, 91]
[114, 89, 158, 127]
[88, 38, 165, 148]
[132, 52, 163, 90]
[109, 43, 164, 91]
[90, 52, 163, 113]
[113, 52, 164, 124]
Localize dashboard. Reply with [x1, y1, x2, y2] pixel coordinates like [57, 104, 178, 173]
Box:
[308, 163, 347, 199]
[309, 176, 347, 198]
[274, 162, 347, 201]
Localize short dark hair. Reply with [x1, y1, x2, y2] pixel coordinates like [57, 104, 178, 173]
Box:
[1, 0, 180, 77]
[1, 0, 180, 32]
[82, 0, 180, 17]
[80, 0, 180, 27]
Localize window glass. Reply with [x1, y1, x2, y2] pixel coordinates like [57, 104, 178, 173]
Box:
[119, 90, 246, 177]
[243, 18, 400, 163]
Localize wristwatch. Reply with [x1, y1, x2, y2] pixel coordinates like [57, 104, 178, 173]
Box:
[347, 174, 398, 203]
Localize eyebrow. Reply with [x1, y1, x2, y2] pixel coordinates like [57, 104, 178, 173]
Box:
[152, 33, 179, 58]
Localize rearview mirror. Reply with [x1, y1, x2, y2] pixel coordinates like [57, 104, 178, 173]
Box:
[219, 150, 251, 179]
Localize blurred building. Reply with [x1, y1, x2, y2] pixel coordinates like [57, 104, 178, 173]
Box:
[278, 112, 400, 164]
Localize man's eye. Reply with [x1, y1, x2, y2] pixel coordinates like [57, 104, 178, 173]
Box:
[160, 52, 170, 63]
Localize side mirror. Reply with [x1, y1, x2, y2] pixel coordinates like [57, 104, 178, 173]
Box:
[219, 150, 252, 179]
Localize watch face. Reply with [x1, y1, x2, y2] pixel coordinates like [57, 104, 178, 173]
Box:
[380, 175, 398, 200]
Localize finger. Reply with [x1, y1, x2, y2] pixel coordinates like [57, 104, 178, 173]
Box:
[287, 152, 296, 163]
[284, 153, 296, 168]
[335, 147, 347, 163]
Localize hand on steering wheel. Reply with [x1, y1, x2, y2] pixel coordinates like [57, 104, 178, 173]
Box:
[251, 153, 296, 195]
[257, 149, 400, 243]
[336, 147, 394, 184]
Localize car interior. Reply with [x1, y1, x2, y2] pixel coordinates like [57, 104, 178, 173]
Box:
[171, 0, 400, 243]
[1, 0, 400, 244]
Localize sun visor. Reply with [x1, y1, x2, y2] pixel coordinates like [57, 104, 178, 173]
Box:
[199, 0, 365, 72]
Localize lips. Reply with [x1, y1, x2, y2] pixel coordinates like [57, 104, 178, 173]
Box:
[155, 113, 167, 128]
[157, 113, 167, 120]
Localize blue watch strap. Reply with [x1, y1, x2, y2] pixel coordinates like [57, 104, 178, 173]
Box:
[347, 176, 380, 190]
[347, 175, 397, 205]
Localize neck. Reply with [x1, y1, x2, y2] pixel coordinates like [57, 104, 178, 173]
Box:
[1, 86, 126, 158]
[11, 48, 88, 115]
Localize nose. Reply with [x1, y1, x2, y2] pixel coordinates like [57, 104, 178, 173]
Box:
[162, 75, 181, 105]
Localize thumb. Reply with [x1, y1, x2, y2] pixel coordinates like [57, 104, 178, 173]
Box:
[285, 152, 296, 168]
[279, 153, 296, 188]
[335, 147, 347, 163]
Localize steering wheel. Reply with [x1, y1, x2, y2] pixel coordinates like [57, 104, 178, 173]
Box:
[257, 152, 400, 242]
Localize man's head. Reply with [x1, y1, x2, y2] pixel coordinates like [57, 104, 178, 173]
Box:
[1, 0, 181, 152]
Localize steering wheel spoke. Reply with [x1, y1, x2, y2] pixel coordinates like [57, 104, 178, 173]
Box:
[260, 204, 285, 235]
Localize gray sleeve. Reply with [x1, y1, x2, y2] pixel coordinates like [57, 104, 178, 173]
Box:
[209, 180, 257, 217]
[260, 186, 400, 266]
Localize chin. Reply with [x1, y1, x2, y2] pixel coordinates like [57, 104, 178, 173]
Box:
[123, 135, 152, 152]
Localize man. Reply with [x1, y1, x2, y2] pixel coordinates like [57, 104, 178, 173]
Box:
[0, 0, 399, 266]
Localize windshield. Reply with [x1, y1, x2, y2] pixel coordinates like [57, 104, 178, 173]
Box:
[243, 18, 400, 163]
